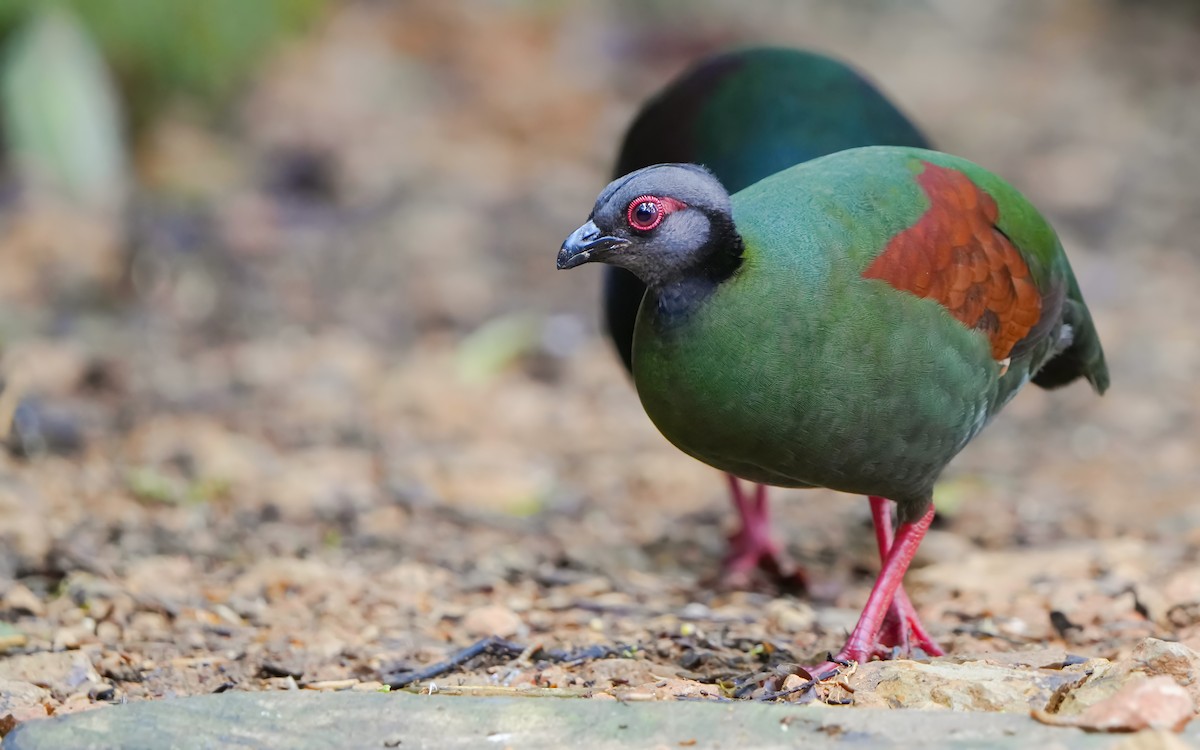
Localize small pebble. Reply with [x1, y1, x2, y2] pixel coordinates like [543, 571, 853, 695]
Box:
[461, 605, 524, 638]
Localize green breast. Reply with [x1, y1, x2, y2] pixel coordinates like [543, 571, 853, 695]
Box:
[630, 147, 1056, 504]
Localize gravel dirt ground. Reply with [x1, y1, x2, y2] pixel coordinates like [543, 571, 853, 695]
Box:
[1, 0, 1199, 736]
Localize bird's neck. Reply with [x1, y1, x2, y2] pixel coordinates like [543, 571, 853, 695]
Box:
[695, 213, 745, 284]
[649, 217, 744, 325]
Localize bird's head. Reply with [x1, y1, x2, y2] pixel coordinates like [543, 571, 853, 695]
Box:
[557, 164, 738, 288]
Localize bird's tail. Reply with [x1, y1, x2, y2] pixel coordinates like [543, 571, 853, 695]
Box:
[1032, 269, 1109, 394]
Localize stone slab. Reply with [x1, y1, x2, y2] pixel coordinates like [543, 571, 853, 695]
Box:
[5, 690, 1199, 750]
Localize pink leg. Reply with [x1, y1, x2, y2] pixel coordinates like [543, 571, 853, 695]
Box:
[809, 503, 937, 676]
[869, 497, 943, 657]
[720, 475, 807, 590]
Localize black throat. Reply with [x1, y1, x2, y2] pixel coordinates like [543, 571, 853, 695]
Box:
[651, 214, 744, 328]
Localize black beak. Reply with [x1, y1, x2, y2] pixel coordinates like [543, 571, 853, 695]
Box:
[557, 220, 630, 270]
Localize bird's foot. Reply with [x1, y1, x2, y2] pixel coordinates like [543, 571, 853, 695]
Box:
[877, 586, 944, 657]
[803, 652, 864, 686]
[720, 476, 807, 592]
[807, 504, 937, 673]
[720, 532, 809, 592]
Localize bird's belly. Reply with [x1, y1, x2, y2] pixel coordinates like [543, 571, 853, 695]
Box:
[632, 285, 1001, 502]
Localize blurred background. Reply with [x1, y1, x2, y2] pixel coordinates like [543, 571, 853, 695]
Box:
[0, 0, 1198, 707]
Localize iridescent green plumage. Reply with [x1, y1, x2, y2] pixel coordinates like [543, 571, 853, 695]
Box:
[628, 147, 1107, 521]
[606, 47, 930, 372]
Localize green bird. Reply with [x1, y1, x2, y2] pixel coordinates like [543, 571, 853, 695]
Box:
[559, 146, 1108, 665]
[605, 48, 930, 590]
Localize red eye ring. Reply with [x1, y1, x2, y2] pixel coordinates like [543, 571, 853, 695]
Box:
[627, 195, 665, 232]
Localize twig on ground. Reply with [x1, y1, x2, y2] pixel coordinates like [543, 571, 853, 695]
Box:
[382, 637, 637, 689]
[755, 658, 854, 703]
[383, 635, 524, 689]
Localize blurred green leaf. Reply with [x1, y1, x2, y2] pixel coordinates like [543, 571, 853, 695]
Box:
[187, 475, 232, 504]
[322, 528, 343, 549]
[0, 0, 329, 129]
[456, 313, 544, 383]
[125, 465, 231, 505]
[931, 475, 987, 518]
[1, 5, 128, 207]
[0, 621, 28, 652]
[126, 465, 183, 505]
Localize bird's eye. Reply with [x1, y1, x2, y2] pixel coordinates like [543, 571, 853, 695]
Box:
[627, 195, 665, 231]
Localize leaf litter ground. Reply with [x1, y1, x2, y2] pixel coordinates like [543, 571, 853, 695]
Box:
[1, 0, 1199, 737]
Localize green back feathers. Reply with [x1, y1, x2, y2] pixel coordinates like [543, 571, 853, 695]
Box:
[733, 148, 943, 282]
[731, 146, 1108, 394]
[629, 146, 1107, 506]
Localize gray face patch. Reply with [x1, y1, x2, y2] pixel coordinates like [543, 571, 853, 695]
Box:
[576, 164, 733, 288]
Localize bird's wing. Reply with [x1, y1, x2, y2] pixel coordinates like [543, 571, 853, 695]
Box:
[861, 161, 1058, 362]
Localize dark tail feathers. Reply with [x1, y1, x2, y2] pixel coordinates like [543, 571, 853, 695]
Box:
[1032, 272, 1109, 394]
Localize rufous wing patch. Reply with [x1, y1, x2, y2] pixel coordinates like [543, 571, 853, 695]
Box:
[862, 162, 1041, 361]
